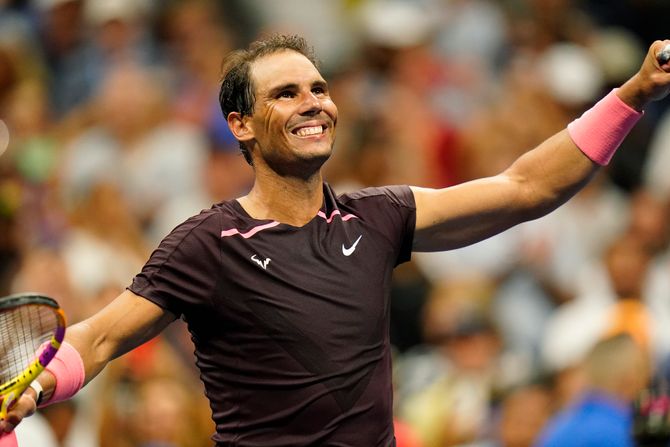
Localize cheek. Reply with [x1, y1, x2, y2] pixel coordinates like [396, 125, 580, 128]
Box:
[257, 110, 293, 157]
[263, 106, 291, 137]
[324, 99, 338, 123]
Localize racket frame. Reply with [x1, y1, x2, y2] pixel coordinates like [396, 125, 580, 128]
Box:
[0, 293, 66, 419]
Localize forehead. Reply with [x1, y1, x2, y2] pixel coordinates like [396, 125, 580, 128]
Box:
[250, 50, 324, 95]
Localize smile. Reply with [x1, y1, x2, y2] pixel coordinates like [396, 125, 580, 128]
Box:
[292, 125, 326, 137]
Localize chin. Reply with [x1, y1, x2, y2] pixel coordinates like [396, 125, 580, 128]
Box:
[297, 149, 332, 172]
[295, 138, 334, 161]
[264, 150, 330, 179]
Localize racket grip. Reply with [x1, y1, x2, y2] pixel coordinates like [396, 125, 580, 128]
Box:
[658, 43, 670, 65]
[0, 392, 15, 420]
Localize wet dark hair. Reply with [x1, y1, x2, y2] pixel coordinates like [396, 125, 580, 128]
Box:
[218, 34, 319, 165]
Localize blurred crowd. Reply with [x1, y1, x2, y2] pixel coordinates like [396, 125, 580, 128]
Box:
[1, 0, 670, 446]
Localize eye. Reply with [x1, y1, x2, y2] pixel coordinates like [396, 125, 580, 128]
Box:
[312, 86, 326, 95]
[277, 90, 295, 99]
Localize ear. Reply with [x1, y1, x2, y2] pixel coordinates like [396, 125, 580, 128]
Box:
[227, 112, 255, 143]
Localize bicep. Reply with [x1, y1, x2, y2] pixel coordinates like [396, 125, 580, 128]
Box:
[411, 174, 528, 251]
[66, 290, 177, 378]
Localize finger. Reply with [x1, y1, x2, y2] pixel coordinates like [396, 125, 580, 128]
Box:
[1, 395, 37, 431]
[0, 420, 14, 434]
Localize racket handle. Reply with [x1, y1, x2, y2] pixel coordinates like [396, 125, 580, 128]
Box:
[0, 392, 16, 420]
[658, 43, 670, 65]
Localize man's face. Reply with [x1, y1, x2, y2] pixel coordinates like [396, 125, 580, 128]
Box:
[245, 50, 338, 176]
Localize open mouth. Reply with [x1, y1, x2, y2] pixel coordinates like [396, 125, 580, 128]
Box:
[292, 125, 327, 137]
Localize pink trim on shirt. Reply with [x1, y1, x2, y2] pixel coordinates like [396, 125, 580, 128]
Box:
[317, 210, 359, 223]
[221, 210, 358, 238]
[221, 221, 281, 238]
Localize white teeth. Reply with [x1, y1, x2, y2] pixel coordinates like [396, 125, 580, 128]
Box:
[295, 126, 323, 137]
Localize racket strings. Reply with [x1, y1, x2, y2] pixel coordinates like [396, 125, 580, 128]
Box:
[0, 305, 57, 383]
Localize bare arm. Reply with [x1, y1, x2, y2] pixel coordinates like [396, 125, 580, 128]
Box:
[412, 130, 595, 251]
[412, 40, 670, 252]
[49, 290, 176, 391]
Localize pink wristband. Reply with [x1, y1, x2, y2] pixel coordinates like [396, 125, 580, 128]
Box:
[567, 89, 643, 165]
[0, 432, 17, 447]
[43, 341, 85, 406]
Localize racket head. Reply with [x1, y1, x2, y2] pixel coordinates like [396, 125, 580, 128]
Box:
[0, 293, 66, 418]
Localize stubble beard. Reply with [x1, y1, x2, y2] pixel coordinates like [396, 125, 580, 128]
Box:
[261, 137, 335, 181]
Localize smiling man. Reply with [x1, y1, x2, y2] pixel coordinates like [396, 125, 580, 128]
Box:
[2, 34, 670, 447]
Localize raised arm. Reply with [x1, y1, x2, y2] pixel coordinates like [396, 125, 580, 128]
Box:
[0, 290, 176, 435]
[412, 40, 670, 252]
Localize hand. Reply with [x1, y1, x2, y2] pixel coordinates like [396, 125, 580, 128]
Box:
[617, 40, 670, 111]
[0, 389, 38, 436]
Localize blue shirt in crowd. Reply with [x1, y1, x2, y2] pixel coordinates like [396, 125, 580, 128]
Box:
[535, 391, 633, 447]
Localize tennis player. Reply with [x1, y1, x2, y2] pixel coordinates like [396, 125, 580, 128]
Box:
[3, 35, 670, 446]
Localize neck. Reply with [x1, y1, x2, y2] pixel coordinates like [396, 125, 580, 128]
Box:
[239, 169, 324, 227]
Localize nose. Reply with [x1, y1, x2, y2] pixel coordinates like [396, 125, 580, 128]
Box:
[299, 91, 322, 116]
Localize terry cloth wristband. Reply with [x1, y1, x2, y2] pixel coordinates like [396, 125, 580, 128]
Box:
[567, 89, 643, 166]
[0, 432, 17, 446]
[42, 341, 85, 407]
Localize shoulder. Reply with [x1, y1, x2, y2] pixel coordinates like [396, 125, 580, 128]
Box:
[160, 199, 242, 245]
[338, 185, 415, 209]
[171, 204, 223, 235]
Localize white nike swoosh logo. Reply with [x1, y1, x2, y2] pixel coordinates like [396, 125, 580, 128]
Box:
[342, 235, 363, 256]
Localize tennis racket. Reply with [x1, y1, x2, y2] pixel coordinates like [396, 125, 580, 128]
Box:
[0, 293, 66, 419]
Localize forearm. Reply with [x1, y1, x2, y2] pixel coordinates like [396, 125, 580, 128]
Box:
[32, 291, 175, 405]
[502, 129, 599, 220]
[413, 103, 629, 251]
[509, 75, 658, 218]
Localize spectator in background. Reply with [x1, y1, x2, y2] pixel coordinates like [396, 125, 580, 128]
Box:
[60, 182, 147, 306]
[535, 333, 650, 447]
[467, 380, 554, 447]
[160, 0, 236, 128]
[540, 230, 661, 410]
[95, 336, 213, 447]
[32, 0, 89, 115]
[541, 203, 670, 386]
[59, 63, 209, 235]
[37, 0, 161, 115]
[396, 279, 503, 446]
